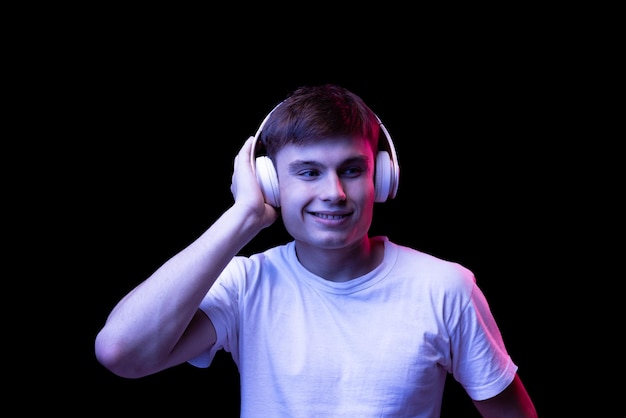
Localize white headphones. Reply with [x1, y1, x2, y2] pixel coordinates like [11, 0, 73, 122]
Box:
[251, 103, 399, 207]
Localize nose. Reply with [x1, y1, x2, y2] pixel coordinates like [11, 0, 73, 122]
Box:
[319, 173, 346, 202]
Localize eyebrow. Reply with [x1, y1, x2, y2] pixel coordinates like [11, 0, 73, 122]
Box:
[287, 160, 321, 174]
[287, 156, 370, 172]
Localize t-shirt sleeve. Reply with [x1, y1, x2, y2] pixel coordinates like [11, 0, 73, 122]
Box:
[450, 281, 518, 400]
[187, 257, 247, 368]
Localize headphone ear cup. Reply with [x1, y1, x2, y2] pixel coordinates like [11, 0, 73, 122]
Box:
[374, 151, 392, 203]
[255, 156, 280, 207]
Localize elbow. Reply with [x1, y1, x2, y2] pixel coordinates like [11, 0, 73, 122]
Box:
[94, 330, 147, 379]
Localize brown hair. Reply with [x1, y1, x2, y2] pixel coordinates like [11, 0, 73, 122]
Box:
[259, 84, 381, 159]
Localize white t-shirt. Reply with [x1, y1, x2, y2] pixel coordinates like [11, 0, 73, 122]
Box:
[189, 236, 517, 417]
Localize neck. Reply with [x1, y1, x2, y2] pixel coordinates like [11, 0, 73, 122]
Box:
[294, 237, 384, 282]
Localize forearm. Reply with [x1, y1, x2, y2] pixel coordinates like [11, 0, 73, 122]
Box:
[95, 203, 266, 377]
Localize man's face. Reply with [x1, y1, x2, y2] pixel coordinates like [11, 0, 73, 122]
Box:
[274, 136, 377, 251]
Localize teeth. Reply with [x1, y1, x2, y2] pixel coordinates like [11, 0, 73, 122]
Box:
[316, 213, 344, 220]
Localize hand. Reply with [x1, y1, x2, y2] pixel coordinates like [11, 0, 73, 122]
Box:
[230, 136, 279, 228]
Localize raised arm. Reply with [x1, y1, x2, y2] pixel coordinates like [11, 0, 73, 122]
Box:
[94, 136, 279, 378]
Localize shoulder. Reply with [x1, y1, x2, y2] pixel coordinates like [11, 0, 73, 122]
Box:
[222, 241, 296, 282]
[384, 237, 476, 288]
[247, 241, 296, 267]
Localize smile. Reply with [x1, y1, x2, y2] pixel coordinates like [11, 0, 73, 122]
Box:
[312, 212, 348, 220]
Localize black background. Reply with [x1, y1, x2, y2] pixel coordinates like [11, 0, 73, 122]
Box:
[22, 8, 603, 416]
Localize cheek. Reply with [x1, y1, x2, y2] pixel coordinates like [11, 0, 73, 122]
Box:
[350, 177, 376, 201]
[278, 203, 305, 237]
[277, 177, 304, 201]
[276, 182, 309, 221]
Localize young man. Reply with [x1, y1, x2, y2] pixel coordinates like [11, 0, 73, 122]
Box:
[95, 84, 537, 417]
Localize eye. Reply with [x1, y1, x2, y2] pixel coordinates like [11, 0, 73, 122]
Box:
[341, 166, 364, 177]
[299, 169, 321, 178]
